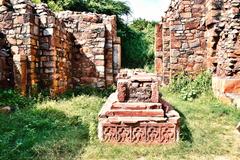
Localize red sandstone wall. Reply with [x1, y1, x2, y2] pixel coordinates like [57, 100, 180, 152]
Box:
[155, 0, 240, 105]
[155, 0, 240, 80]
[35, 4, 74, 95]
[57, 11, 121, 88]
[0, 0, 39, 94]
[206, 0, 240, 102]
[155, 0, 207, 84]
[0, 0, 121, 95]
[210, 0, 240, 77]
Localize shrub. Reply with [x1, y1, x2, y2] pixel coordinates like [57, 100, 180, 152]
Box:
[0, 89, 35, 109]
[169, 71, 212, 101]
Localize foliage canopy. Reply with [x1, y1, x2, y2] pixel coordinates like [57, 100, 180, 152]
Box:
[33, 0, 131, 16]
[120, 18, 157, 70]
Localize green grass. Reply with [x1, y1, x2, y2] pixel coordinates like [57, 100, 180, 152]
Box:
[0, 87, 240, 160]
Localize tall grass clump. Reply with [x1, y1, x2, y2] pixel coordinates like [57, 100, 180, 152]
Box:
[0, 89, 36, 109]
[169, 71, 212, 101]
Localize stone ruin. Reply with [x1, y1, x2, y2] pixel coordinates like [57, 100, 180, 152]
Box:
[0, 0, 121, 95]
[155, 0, 240, 107]
[98, 71, 180, 144]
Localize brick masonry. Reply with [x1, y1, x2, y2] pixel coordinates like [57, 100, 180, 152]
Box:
[155, 0, 240, 106]
[0, 0, 121, 95]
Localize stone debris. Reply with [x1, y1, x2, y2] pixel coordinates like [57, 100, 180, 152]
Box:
[0, 0, 121, 95]
[98, 71, 180, 144]
[0, 106, 12, 114]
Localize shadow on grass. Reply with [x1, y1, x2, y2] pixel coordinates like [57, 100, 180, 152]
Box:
[0, 85, 115, 109]
[174, 108, 193, 143]
[0, 108, 89, 160]
[161, 97, 193, 143]
[60, 85, 116, 99]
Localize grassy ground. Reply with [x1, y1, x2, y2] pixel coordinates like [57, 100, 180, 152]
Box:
[0, 88, 240, 160]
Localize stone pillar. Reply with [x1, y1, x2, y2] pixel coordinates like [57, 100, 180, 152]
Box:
[155, 24, 163, 76]
[11, 0, 36, 95]
[162, 21, 171, 84]
[113, 37, 121, 82]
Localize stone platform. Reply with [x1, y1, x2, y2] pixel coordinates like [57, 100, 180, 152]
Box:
[98, 71, 180, 144]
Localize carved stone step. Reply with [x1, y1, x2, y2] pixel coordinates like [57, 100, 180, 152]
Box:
[111, 102, 162, 110]
[105, 109, 164, 117]
[106, 116, 167, 124]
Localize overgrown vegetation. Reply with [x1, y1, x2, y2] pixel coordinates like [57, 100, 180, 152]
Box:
[0, 89, 35, 109]
[32, 0, 130, 15]
[169, 71, 212, 101]
[1, 86, 240, 159]
[0, 86, 111, 160]
[120, 19, 156, 71]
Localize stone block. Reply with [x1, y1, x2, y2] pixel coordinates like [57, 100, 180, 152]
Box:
[98, 122, 179, 144]
[95, 55, 105, 60]
[180, 12, 192, 19]
[223, 78, 240, 94]
[185, 21, 200, 30]
[189, 39, 200, 48]
[117, 80, 128, 102]
[96, 66, 105, 72]
[43, 28, 54, 36]
[151, 82, 159, 103]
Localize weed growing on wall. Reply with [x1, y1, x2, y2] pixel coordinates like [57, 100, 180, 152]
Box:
[169, 71, 212, 101]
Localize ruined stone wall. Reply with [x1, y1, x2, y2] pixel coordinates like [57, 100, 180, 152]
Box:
[56, 11, 121, 88]
[155, 0, 240, 105]
[35, 4, 74, 94]
[155, 0, 207, 84]
[155, 0, 240, 80]
[206, 0, 240, 104]
[0, 0, 39, 94]
[0, 0, 121, 95]
[207, 0, 240, 77]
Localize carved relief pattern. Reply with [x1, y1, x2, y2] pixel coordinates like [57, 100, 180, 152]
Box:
[132, 127, 145, 143]
[116, 126, 131, 143]
[160, 125, 176, 143]
[102, 123, 176, 144]
[146, 126, 160, 143]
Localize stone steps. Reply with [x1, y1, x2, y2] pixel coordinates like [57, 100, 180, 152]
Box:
[111, 102, 162, 110]
[106, 116, 168, 124]
[105, 109, 165, 117]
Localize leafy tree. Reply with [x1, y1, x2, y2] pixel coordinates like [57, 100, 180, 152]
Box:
[33, 0, 131, 15]
[121, 18, 157, 70]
